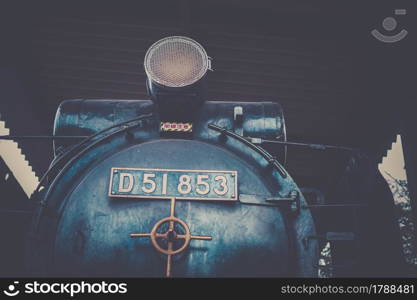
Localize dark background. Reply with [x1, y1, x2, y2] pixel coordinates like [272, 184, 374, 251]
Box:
[0, 0, 416, 276]
[0, 0, 415, 190]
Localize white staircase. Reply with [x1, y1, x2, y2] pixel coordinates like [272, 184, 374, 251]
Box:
[378, 134, 409, 205]
[0, 119, 39, 198]
[379, 134, 407, 181]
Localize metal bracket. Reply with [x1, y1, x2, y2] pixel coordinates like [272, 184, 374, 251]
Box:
[125, 130, 134, 141]
[266, 190, 299, 213]
[239, 190, 299, 214]
[207, 56, 213, 71]
[233, 106, 244, 136]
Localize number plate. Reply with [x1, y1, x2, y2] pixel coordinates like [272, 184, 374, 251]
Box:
[109, 167, 238, 201]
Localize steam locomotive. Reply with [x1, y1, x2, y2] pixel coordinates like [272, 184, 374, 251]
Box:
[24, 36, 402, 277]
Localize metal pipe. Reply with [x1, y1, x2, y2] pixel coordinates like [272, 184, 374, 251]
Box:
[250, 137, 358, 152]
[0, 136, 88, 140]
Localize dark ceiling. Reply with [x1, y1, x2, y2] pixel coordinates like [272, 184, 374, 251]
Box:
[0, 0, 414, 191]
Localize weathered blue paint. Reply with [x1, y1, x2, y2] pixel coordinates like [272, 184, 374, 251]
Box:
[27, 99, 317, 277]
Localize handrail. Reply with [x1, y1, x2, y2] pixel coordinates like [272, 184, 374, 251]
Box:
[207, 124, 287, 178]
[33, 113, 154, 195]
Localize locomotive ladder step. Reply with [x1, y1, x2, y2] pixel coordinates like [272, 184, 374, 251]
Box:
[314, 262, 357, 270]
[303, 232, 356, 248]
[301, 203, 368, 209]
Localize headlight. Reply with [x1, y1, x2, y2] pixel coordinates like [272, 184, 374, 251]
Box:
[144, 36, 210, 88]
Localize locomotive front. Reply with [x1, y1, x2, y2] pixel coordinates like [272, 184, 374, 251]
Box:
[27, 36, 318, 277]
